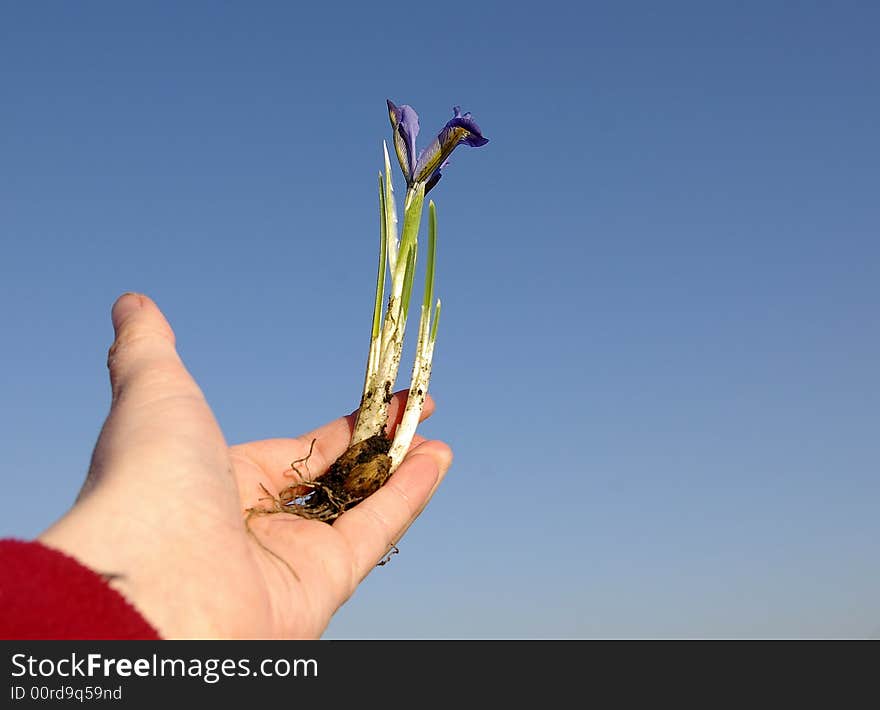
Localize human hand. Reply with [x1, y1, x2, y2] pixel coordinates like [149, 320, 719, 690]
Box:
[38, 293, 452, 639]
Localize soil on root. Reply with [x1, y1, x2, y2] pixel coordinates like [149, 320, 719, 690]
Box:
[251, 433, 393, 524]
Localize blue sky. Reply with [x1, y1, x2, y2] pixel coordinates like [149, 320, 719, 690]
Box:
[1, 2, 878, 638]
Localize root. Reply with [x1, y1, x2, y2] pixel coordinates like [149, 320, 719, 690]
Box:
[243, 434, 397, 572]
[244, 434, 393, 527]
[277, 433, 392, 523]
[377, 544, 399, 566]
[288, 438, 317, 480]
[243, 501, 302, 582]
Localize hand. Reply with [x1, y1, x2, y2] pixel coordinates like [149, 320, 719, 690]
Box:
[39, 293, 452, 639]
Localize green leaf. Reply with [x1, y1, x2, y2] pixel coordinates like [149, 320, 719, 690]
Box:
[430, 299, 441, 344]
[372, 172, 387, 340]
[383, 141, 399, 274]
[400, 245, 417, 329]
[423, 200, 437, 316]
[396, 182, 425, 283]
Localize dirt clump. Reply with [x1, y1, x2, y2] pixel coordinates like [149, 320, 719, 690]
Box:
[254, 433, 392, 524]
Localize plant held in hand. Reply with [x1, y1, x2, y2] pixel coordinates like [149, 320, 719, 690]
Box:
[275, 100, 488, 522]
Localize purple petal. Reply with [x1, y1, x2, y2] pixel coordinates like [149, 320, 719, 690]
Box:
[413, 105, 489, 184]
[387, 99, 420, 183]
[424, 170, 443, 194]
[446, 106, 488, 147]
[424, 159, 450, 195]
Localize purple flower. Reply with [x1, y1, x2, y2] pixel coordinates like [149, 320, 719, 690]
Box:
[387, 100, 488, 193]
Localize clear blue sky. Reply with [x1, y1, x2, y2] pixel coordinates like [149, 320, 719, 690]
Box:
[2, 2, 878, 638]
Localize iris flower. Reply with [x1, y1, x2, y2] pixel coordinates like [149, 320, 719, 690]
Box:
[278, 100, 487, 522]
[387, 100, 489, 193]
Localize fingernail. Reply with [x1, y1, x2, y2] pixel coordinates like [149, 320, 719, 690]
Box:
[111, 292, 143, 334]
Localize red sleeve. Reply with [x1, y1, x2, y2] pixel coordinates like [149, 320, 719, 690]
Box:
[0, 539, 160, 640]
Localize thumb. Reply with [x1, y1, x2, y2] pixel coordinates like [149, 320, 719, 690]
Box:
[107, 293, 199, 405]
[95, 293, 223, 472]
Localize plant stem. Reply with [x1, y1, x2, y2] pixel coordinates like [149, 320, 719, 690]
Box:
[351, 150, 440, 473]
[352, 164, 425, 446]
[388, 201, 440, 468]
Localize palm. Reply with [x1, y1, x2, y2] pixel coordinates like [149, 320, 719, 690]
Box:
[150, 396, 442, 638]
[226, 403, 435, 639]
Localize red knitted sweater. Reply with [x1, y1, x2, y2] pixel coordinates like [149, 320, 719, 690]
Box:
[0, 539, 160, 640]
